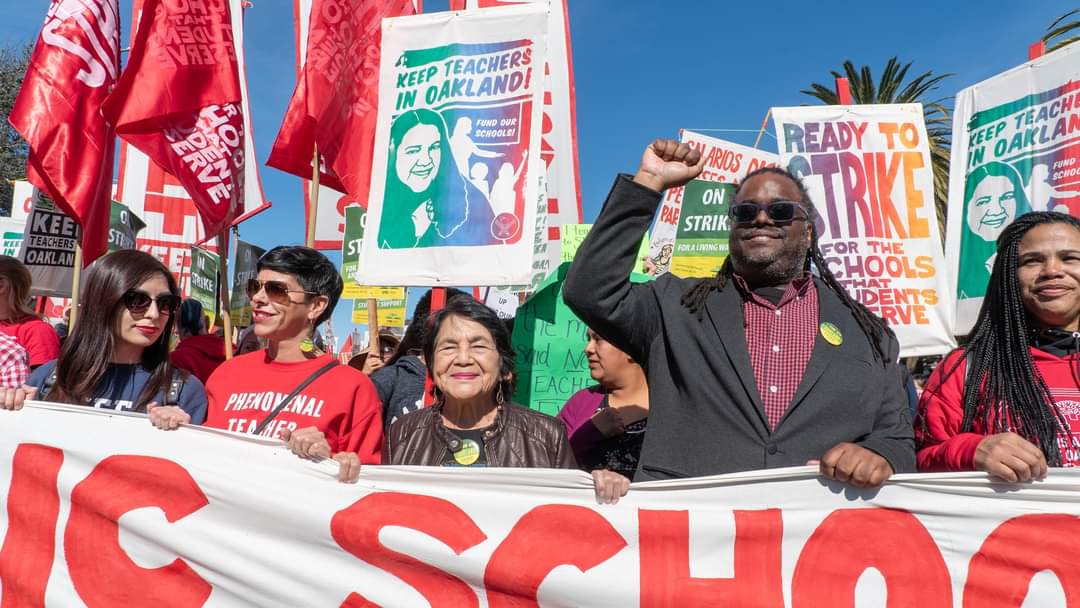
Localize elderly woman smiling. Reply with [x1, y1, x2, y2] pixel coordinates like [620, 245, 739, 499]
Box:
[384, 297, 629, 503]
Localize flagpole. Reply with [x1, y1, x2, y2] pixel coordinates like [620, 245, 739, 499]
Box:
[367, 297, 379, 355]
[217, 232, 234, 360]
[68, 245, 83, 331]
[306, 146, 320, 248]
[752, 109, 772, 150]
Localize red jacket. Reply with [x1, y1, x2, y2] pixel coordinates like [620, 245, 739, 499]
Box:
[171, 334, 226, 385]
[916, 347, 1080, 471]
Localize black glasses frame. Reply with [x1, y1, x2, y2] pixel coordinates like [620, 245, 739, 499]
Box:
[122, 290, 181, 316]
[728, 200, 809, 224]
[246, 278, 318, 303]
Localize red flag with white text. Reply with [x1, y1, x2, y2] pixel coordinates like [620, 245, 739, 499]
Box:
[103, 0, 245, 237]
[8, 0, 121, 265]
[268, 0, 416, 204]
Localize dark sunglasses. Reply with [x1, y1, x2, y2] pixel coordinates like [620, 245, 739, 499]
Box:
[246, 278, 317, 303]
[122, 290, 181, 316]
[728, 201, 809, 224]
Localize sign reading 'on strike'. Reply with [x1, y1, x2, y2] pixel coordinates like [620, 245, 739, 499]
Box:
[1, 403, 1078, 606]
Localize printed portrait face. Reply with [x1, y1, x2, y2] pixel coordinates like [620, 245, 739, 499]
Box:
[967, 174, 1018, 242]
[395, 123, 441, 194]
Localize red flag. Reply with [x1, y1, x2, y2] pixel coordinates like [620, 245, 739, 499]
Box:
[8, 0, 121, 265]
[103, 0, 245, 237]
[268, 0, 416, 202]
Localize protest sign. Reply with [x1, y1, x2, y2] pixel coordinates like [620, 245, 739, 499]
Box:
[228, 239, 265, 327]
[358, 5, 548, 286]
[351, 297, 406, 327]
[450, 0, 584, 270]
[10, 180, 35, 224]
[355, 286, 406, 300]
[0, 218, 23, 258]
[3, 402, 1080, 606]
[669, 180, 734, 278]
[512, 262, 650, 415]
[649, 130, 778, 275]
[773, 104, 956, 356]
[560, 223, 650, 274]
[189, 246, 220, 328]
[340, 205, 366, 299]
[483, 285, 518, 319]
[19, 196, 76, 297]
[947, 44, 1080, 334]
[108, 200, 146, 252]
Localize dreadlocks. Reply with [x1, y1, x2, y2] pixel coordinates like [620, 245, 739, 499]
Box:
[943, 211, 1080, 466]
[679, 166, 890, 363]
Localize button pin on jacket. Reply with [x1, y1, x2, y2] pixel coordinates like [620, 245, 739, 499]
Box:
[820, 322, 843, 346]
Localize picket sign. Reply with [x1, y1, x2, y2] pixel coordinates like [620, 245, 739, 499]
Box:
[1, 402, 1078, 607]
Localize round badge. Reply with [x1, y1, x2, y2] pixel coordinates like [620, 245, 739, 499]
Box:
[820, 322, 843, 346]
[491, 213, 521, 240]
[453, 439, 481, 466]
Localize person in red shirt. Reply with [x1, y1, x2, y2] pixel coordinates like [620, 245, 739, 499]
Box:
[917, 212, 1080, 481]
[170, 299, 226, 384]
[0, 256, 59, 368]
[203, 246, 382, 482]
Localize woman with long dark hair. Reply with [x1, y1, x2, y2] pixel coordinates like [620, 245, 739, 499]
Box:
[918, 212, 1080, 480]
[0, 250, 206, 426]
[377, 109, 494, 249]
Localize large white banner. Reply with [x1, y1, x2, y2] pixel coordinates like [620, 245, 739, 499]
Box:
[773, 104, 956, 357]
[2, 403, 1080, 606]
[648, 130, 778, 276]
[947, 43, 1080, 334]
[358, 6, 548, 286]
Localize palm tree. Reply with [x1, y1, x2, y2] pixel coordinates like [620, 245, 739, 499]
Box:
[1045, 9, 1080, 52]
[802, 58, 952, 238]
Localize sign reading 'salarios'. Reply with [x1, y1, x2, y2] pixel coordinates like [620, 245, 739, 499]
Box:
[359, 5, 548, 286]
[773, 104, 955, 357]
[948, 43, 1080, 334]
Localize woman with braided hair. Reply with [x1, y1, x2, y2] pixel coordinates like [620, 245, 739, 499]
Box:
[564, 139, 914, 489]
[917, 212, 1080, 480]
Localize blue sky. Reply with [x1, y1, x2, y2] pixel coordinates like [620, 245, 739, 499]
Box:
[2, 0, 1076, 343]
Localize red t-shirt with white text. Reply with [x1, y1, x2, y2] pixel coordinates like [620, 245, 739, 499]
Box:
[204, 351, 383, 463]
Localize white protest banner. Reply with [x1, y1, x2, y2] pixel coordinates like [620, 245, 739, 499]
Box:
[450, 0, 584, 270]
[649, 130, 778, 275]
[10, 180, 36, 224]
[19, 197, 76, 297]
[0, 217, 24, 258]
[947, 43, 1080, 334]
[773, 104, 956, 357]
[3, 403, 1080, 606]
[358, 5, 548, 286]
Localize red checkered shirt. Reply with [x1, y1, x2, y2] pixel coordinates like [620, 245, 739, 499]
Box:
[733, 273, 818, 431]
[0, 333, 29, 389]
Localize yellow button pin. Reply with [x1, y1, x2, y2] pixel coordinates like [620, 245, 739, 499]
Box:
[820, 322, 843, 346]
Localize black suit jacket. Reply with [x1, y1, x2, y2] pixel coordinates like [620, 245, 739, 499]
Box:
[564, 175, 915, 481]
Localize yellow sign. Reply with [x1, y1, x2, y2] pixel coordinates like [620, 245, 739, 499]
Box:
[355, 286, 406, 300]
[352, 298, 406, 327]
[820, 322, 843, 346]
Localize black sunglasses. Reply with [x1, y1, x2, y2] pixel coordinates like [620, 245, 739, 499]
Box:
[122, 290, 181, 316]
[246, 278, 317, 303]
[728, 200, 809, 224]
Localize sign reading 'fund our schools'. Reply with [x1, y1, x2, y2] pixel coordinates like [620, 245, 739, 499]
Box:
[359, 5, 549, 287]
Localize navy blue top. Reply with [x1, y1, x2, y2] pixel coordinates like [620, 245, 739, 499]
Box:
[28, 360, 207, 424]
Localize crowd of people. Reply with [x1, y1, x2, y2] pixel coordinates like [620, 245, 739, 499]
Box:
[0, 137, 1077, 502]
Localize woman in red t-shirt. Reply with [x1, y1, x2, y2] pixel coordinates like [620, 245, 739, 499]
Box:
[0, 256, 59, 368]
[917, 212, 1080, 480]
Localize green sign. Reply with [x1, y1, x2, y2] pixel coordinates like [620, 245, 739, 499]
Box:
[511, 262, 652, 416]
[669, 180, 733, 278]
[229, 239, 265, 327]
[560, 223, 651, 274]
[189, 246, 220, 327]
[340, 205, 366, 299]
[108, 201, 146, 252]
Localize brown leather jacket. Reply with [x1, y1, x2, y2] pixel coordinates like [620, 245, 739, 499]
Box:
[384, 402, 577, 468]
